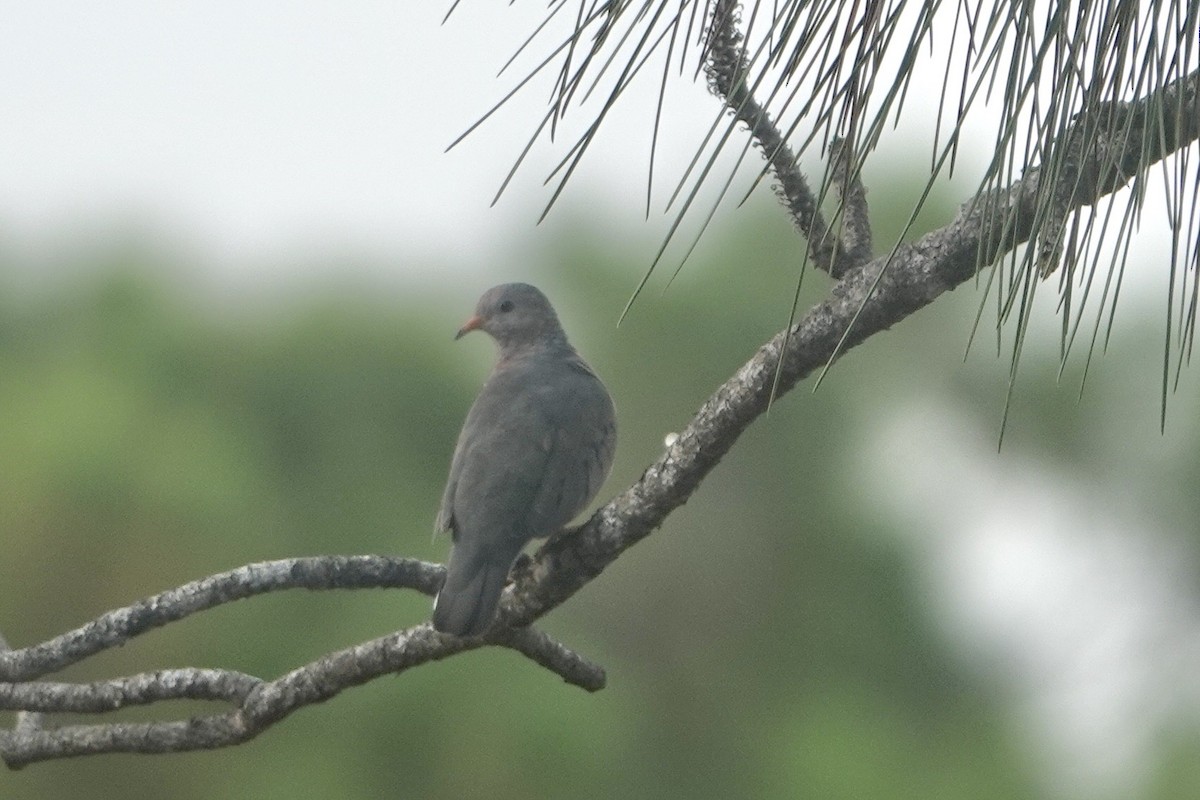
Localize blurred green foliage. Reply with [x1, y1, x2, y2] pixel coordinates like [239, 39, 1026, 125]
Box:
[0, 199, 1197, 799]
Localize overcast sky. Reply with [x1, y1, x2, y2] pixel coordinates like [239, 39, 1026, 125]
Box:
[1, 2, 1180, 299]
[0, 2, 726, 285]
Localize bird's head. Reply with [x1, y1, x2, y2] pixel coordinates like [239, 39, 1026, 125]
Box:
[456, 282, 568, 351]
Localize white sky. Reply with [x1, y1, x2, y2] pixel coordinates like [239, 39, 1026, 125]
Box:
[0, 2, 724, 285]
[0, 2, 1183, 300]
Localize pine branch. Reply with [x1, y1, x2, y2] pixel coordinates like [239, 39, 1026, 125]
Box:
[704, 0, 836, 274]
[499, 66, 1199, 626]
[704, 1, 875, 277]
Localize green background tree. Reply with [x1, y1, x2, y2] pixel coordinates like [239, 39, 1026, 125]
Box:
[1, 185, 1196, 796]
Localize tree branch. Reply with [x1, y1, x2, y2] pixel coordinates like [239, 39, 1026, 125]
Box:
[0, 558, 601, 767]
[499, 65, 1200, 627]
[0, 669, 262, 713]
[827, 135, 873, 270]
[704, 0, 839, 275]
[0, 556, 443, 683]
[704, 0, 878, 277]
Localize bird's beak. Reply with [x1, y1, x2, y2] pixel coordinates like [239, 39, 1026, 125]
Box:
[455, 315, 484, 340]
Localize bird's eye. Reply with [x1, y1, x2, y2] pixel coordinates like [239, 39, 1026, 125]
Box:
[498, 300, 515, 313]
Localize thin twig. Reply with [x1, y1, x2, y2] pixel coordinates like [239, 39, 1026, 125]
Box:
[704, 0, 838, 274]
[498, 627, 606, 692]
[827, 135, 873, 273]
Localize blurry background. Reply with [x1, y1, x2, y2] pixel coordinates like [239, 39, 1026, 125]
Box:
[2, 3, 1199, 800]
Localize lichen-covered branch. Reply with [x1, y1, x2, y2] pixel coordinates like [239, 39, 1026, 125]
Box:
[704, 0, 838, 275]
[0, 556, 443, 683]
[704, 2, 878, 278]
[827, 135, 873, 273]
[0, 669, 262, 713]
[0, 558, 601, 767]
[499, 66, 1199, 628]
[497, 627, 606, 692]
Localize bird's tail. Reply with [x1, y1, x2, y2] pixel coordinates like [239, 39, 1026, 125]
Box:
[432, 546, 512, 637]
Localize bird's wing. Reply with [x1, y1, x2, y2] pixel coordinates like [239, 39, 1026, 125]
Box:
[443, 367, 557, 549]
[434, 421, 468, 536]
[523, 359, 617, 538]
[439, 356, 615, 547]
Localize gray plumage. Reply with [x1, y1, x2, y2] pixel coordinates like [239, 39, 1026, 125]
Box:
[432, 283, 617, 637]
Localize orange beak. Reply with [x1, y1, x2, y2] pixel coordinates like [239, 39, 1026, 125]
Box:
[455, 314, 484, 340]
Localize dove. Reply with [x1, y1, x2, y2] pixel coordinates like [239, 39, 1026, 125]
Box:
[432, 283, 617, 637]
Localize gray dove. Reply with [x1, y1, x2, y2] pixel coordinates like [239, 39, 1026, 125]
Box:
[433, 283, 617, 637]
